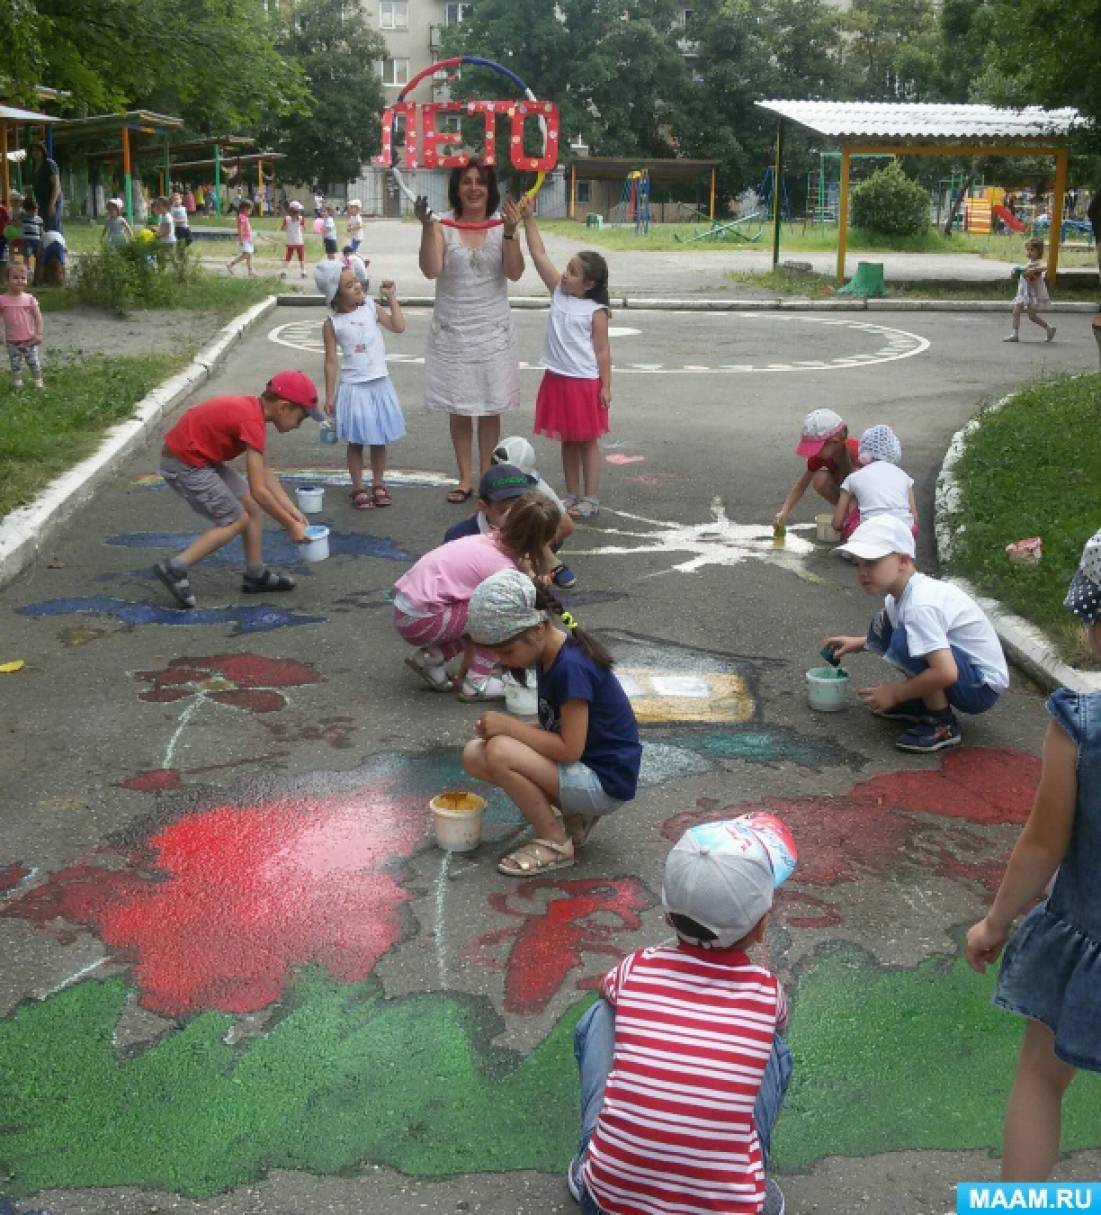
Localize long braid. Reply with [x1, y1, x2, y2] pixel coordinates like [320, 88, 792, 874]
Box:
[535, 585, 614, 668]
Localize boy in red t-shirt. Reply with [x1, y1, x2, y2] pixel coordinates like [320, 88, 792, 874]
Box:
[772, 408, 859, 536]
[153, 370, 323, 608]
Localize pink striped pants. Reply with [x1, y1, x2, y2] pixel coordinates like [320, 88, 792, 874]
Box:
[393, 603, 498, 680]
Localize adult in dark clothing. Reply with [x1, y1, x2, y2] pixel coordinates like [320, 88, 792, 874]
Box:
[29, 141, 63, 233]
[1088, 190, 1101, 278]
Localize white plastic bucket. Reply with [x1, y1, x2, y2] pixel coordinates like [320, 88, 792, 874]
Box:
[296, 484, 325, 513]
[302, 524, 330, 562]
[806, 666, 849, 711]
[504, 671, 538, 716]
[430, 791, 487, 852]
[815, 513, 840, 543]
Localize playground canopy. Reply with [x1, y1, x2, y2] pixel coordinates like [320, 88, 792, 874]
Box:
[755, 100, 1083, 282]
[0, 102, 63, 203]
[566, 156, 721, 221]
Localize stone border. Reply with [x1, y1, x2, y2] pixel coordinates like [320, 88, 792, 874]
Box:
[0, 296, 279, 591]
[935, 384, 1101, 694]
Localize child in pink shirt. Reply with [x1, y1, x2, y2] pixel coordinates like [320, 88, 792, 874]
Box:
[226, 200, 257, 277]
[393, 493, 559, 702]
[0, 263, 44, 388]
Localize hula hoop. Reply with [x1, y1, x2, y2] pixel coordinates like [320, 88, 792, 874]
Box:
[389, 55, 548, 230]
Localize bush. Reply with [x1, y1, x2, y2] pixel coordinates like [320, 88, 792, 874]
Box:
[850, 162, 930, 237]
[74, 237, 201, 314]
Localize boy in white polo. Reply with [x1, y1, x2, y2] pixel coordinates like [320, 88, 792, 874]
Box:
[825, 514, 1008, 752]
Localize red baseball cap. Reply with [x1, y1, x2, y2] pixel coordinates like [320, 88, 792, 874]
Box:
[267, 370, 323, 420]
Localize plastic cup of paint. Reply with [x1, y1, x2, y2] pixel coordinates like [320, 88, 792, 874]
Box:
[815, 513, 840, 543]
[296, 484, 324, 514]
[805, 665, 849, 711]
[503, 670, 538, 716]
[301, 524, 330, 563]
[430, 791, 487, 852]
[319, 421, 338, 445]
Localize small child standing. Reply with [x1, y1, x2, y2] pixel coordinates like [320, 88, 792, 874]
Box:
[825, 515, 1008, 752]
[226, 200, 256, 277]
[393, 495, 560, 702]
[321, 205, 337, 245]
[280, 200, 307, 279]
[568, 817, 792, 1215]
[19, 195, 43, 273]
[153, 197, 176, 253]
[101, 198, 133, 248]
[152, 370, 324, 609]
[1004, 237, 1055, 343]
[773, 408, 858, 534]
[316, 261, 405, 509]
[520, 205, 611, 521]
[965, 530, 1101, 1181]
[170, 191, 192, 249]
[345, 199, 364, 252]
[0, 263, 44, 388]
[462, 569, 640, 875]
[832, 423, 918, 541]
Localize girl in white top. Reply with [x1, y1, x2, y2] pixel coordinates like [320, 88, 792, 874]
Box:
[1005, 236, 1055, 344]
[316, 260, 406, 509]
[833, 424, 918, 541]
[346, 199, 364, 252]
[169, 192, 191, 247]
[521, 205, 612, 521]
[280, 201, 307, 278]
[101, 198, 133, 248]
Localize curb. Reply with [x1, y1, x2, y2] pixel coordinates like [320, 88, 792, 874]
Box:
[277, 294, 1098, 313]
[934, 386, 1101, 694]
[0, 296, 279, 592]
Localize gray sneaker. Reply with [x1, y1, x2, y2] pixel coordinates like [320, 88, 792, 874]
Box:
[153, 560, 196, 609]
[566, 1152, 585, 1203]
[763, 1177, 786, 1215]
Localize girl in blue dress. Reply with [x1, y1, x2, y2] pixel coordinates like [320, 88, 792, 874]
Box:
[966, 528, 1101, 1179]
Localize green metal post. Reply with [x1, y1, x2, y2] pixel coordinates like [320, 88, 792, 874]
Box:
[771, 119, 784, 268]
[213, 143, 221, 214]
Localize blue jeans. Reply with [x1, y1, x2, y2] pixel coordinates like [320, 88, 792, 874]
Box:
[866, 610, 1000, 716]
[573, 999, 793, 1215]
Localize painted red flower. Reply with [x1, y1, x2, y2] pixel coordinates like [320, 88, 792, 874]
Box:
[134, 654, 321, 714]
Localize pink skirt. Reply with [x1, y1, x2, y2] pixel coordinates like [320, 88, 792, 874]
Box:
[533, 370, 609, 443]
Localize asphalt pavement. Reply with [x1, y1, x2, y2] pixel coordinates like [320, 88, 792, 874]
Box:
[2, 301, 1100, 1214]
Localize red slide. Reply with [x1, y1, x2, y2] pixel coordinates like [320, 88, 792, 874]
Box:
[992, 204, 1028, 233]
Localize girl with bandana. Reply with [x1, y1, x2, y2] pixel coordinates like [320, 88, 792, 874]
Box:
[832, 423, 918, 542]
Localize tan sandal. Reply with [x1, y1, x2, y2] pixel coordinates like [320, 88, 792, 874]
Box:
[564, 814, 597, 847]
[497, 837, 574, 877]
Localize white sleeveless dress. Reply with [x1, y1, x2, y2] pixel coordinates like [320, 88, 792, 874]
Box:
[423, 215, 520, 417]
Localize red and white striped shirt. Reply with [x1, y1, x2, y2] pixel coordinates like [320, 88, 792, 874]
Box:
[584, 943, 788, 1215]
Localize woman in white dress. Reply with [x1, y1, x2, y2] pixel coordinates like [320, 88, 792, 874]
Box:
[416, 161, 525, 503]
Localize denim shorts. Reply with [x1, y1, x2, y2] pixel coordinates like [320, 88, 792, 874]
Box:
[161, 456, 247, 527]
[558, 763, 622, 816]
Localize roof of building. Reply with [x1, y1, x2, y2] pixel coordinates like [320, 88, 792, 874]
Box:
[0, 103, 62, 124]
[755, 100, 1082, 142]
[52, 111, 184, 143]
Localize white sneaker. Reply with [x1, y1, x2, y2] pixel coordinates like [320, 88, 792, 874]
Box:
[1002, 333, 1019, 342]
[458, 674, 506, 702]
[1046, 326, 1057, 342]
[404, 650, 453, 692]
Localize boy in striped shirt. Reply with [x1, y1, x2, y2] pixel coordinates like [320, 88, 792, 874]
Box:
[569, 820, 793, 1215]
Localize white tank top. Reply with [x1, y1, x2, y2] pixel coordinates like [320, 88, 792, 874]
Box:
[330, 304, 388, 383]
[541, 284, 606, 380]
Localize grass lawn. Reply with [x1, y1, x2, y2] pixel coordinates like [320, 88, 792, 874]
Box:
[60, 214, 333, 262]
[724, 267, 1101, 303]
[945, 374, 1101, 668]
[0, 354, 184, 518]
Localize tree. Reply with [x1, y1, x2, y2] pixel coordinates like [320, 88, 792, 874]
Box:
[261, 0, 388, 188]
[839, 0, 940, 100]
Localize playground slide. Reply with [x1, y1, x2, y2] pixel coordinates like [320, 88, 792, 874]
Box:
[992, 204, 1028, 233]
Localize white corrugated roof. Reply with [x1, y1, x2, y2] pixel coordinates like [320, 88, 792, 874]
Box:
[0, 103, 61, 123]
[756, 100, 1081, 141]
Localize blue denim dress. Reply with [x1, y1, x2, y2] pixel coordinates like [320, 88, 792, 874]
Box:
[993, 689, 1101, 1071]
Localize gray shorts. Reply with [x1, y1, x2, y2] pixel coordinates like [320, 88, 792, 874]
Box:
[558, 762, 623, 817]
[161, 455, 247, 527]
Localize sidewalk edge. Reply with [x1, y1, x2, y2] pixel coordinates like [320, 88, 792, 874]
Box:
[935, 385, 1101, 694]
[0, 296, 279, 591]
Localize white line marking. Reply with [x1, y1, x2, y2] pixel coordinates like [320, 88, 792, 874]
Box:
[434, 850, 451, 990]
[163, 697, 201, 770]
[41, 956, 107, 999]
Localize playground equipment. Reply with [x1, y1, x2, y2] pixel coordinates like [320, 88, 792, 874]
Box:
[610, 169, 652, 235]
[804, 151, 893, 227]
[672, 214, 764, 243]
[757, 165, 792, 226]
[992, 203, 1028, 233]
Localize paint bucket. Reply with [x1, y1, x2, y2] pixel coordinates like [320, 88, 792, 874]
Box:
[430, 791, 487, 852]
[319, 421, 338, 446]
[301, 524, 330, 563]
[295, 484, 325, 514]
[815, 513, 840, 543]
[806, 666, 849, 712]
[503, 670, 538, 716]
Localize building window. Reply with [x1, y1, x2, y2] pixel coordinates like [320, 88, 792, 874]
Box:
[445, 2, 473, 24]
[576, 180, 592, 204]
[679, 7, 695, 25]
[379, 1, 409, 28]
[381, 57, 410, 86]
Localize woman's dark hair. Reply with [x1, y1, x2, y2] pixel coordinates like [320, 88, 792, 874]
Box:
[447, 159, 500, 219]
[28, 141, 47, 161]
[496, 492, 559, 575]
[577, 250, 611, 308]
[534, 583, 614, 669]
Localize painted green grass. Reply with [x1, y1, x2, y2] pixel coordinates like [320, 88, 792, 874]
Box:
[724, 267, 1101, 302]
[945, 374, 1101, 668]
[3, 948, 1101, 1196]
[0, 354, 183, 518]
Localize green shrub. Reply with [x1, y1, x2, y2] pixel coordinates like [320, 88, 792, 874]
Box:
[74, 238, 201, 314]
[850, 162, 930, 237]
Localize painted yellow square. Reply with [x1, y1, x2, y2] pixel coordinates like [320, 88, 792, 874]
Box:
[615, 667, 755, 725]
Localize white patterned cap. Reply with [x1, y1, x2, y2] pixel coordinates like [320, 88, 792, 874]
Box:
[1064, 529, 1101, 623]
[796, 408, 846, 457]
[858, 424, 902, 466]
[467, 570, 546, 645]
